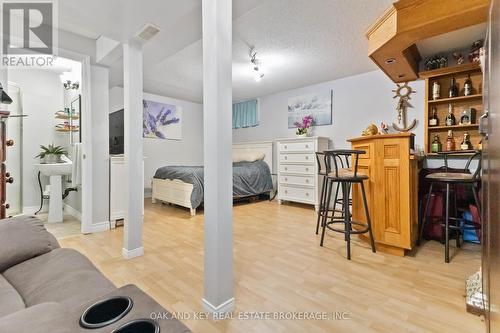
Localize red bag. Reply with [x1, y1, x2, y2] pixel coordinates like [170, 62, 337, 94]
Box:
[423, 193, 444, 240]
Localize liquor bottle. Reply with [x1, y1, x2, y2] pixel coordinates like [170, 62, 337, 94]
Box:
[460, 132, 473, 150]
[460, 109, 471, 125]
[431, 134, 442, 153]
[464, 74, 473, 96]
[432, 81, 441, 100]
[429, 107, 439, 126]
[445, 104, 456, 126]
[445, 130, 456, 151]
[449, 77, 459, 98]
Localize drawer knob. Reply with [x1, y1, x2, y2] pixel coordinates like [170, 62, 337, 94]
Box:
[5, 203, 9, 209]
[6, 177, 13, 184]
[305, 144, 309, 148]
[6, 140, 14, 147]
[305, 168, 309, 171]
[284, 145, 287, 149]
[284, 156, 287, 160]
[305, 156, 309, 160]
[285, 190, 288, 194]
[305, 193, 309, 196]
[285, 167, 288, 171]
[285, 178, 288, 181]
[305, 179, 309, 183]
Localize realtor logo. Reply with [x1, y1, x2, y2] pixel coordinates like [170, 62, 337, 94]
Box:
[1, 0, 57, 67]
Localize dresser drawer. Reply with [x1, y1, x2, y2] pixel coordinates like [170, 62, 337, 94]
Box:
[280, 164, 314, 175]
[279, 141, 315, 152]
[280, 185, 315, 203]
[279, 153, 314, 164]
[280, 174, 314, 187]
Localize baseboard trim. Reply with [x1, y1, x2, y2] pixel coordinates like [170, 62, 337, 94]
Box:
[122, 247, 144, 259]
[202, 297, 235, 314]
[63, 204, 82, 221]
[85, 221, 110, 234]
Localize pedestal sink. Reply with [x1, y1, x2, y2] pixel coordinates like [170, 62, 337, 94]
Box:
[34, 156, 72, 223]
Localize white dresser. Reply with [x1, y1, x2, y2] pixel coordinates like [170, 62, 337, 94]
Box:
[276, 136, 329, 211]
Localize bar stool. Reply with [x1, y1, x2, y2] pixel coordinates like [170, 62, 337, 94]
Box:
[315, 152, 351, 235]
[419, 151, 482, 263]
[319, 150, 376, 260]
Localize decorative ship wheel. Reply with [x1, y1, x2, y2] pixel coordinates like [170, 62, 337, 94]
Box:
[392, 82, 417, 132]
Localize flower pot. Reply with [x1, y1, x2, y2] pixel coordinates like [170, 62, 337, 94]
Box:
[44, 154, 61, 164]
[296, 133, 308, 138]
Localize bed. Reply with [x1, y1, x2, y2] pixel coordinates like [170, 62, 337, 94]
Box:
[151, 141, 274, 215]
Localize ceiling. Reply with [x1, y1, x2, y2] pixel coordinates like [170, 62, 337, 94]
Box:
[59, 0, 394, 103]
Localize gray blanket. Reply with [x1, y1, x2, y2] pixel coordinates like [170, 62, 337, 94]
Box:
[153, 160, 273, 209]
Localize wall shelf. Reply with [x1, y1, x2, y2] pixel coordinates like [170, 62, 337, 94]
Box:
[428, 94, 483, 104]
[419, 62, 482, 79]
[428, 124, 479, 131]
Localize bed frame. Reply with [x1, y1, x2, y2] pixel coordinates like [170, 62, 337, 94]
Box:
[151, 141, 274, 216]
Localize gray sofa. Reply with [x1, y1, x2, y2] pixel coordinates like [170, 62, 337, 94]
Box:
[0, 215, 191, 333]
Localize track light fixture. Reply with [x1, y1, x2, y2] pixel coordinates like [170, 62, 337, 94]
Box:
[250, 48, 264, 82]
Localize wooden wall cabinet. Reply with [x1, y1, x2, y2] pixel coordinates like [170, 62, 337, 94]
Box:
[348, 133, 420, 256]
[419, 63, 483, 154]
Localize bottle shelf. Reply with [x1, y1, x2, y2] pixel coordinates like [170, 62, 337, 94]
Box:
[428, 124, 479, 131]
[428, 94, 482, 104]
[426, 150, 480, 157]
[419, 62, 481, 79]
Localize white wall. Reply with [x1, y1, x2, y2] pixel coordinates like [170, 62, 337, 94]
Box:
[109, 87, 204, 193]
[8, 70, 69, 211]
[233, 70, 426, 159]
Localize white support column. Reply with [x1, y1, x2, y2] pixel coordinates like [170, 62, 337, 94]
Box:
[201, 0, 234, 314]
[122, 41, 144, 259]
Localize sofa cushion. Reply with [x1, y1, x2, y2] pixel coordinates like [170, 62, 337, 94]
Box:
[0, 302, 72, 333]
[0, 275, 24, 317]
[0, 215, 55, 272]
[3, 248, 115, 309]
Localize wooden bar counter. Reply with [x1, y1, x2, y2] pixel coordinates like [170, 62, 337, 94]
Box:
[348, 133, 421, 256]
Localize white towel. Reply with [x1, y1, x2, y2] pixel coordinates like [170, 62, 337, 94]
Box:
[71, 143, 82, 186]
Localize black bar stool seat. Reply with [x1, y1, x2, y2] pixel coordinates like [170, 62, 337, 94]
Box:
[425, 172, 476, 182]
[327, 169, 369, 181]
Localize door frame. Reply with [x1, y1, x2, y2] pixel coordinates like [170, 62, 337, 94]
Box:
[56, 48, 93, 234]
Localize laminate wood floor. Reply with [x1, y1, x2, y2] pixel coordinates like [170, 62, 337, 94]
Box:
[60, 200, 484, 333]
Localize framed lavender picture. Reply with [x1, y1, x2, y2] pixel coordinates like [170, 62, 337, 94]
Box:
[143, 99, 182, 140]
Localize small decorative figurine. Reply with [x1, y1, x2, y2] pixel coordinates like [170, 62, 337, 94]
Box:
[380, 122, 389, 134]
[453, 52, 464, 65]
[391, 82, 417, 132]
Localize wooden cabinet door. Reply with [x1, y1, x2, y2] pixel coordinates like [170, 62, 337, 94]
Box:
[375, 138, 411, 249]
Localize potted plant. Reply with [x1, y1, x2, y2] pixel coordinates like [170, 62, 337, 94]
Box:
[35, 144, 68, 163]
[294, 115, 314, 137]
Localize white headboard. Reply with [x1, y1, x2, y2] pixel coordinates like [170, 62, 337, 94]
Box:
[232, 141, 273, 172]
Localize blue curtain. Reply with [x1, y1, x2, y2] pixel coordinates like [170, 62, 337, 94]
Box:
[232, 99, 259, 129]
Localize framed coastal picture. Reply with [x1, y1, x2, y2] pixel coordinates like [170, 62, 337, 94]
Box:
[143, 99, 182, 140]
[287, 90, 332, 128]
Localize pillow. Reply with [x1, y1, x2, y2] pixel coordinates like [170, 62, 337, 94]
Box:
[0, 216, 54, 272]
[233, 149, 265, 163]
